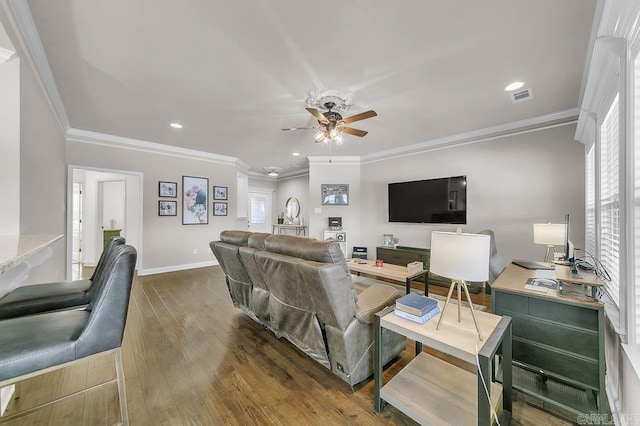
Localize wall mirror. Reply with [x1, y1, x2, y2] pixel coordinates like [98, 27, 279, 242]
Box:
[285, 197, 300, 221]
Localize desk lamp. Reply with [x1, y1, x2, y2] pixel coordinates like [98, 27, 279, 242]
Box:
[533, 223, 566, 262]
[431, 230, 490, 340]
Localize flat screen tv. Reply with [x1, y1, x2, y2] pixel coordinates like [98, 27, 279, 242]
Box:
[388, 175, 467, 224]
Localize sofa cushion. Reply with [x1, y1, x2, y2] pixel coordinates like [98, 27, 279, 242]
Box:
[264, 235, 344, 263]
[220, 230, 252, 246]
[247, 232, 270, 250]
[355, 284, 401, 324]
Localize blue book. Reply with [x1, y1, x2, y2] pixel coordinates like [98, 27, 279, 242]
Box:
[395, 292, 438, 316]
[394, 306, 441, 324]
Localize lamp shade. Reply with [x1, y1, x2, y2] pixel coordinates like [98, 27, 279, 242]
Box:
[533, 223, 566, 246]
[430, 231, 490, 282]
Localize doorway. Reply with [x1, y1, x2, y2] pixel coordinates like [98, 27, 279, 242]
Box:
[67, 166, 143, 280]
[71, 182, 83, 279]
[248, 189, 273, 233]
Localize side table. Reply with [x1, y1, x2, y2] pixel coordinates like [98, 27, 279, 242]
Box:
[374, 303, 512, 425]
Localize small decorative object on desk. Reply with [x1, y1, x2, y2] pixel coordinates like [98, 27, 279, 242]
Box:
[375, 259, 384, 267]
[524, 277, 557, 293]
[407, 261, 423, 275]
[395, 306, 441, 324]
[396, 292, 438, 316]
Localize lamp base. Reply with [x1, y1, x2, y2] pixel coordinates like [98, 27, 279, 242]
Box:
[436, 279, 483, 340]
[544, 245, 556, 263]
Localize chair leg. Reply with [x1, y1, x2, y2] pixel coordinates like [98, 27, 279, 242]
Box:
[114, 348, 129, 426]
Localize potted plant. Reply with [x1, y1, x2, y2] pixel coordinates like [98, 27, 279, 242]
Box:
[277, 212, 285, 224]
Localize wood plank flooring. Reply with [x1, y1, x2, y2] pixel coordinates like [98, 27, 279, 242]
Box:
[2, 266, 576, 425]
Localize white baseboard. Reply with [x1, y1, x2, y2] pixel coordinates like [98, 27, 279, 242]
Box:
[137, 260, 218, 276]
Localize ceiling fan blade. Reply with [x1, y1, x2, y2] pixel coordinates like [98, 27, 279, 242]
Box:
[341, 127, 368, 137]
[341, 110, 377, 124]
[305, 107, 330, 125]
[282, 126, 322, 131]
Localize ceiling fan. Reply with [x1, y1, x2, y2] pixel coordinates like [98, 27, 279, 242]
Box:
[282, 102, 377, 143]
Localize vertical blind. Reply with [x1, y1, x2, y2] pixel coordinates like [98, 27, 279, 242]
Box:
[600, 94, 621, 306]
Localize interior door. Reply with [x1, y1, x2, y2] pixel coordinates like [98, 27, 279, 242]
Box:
[71, 182, 83, 279]
[248, 191, 272, 233]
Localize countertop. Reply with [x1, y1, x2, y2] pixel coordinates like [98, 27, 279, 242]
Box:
[0, 234, 63, 274]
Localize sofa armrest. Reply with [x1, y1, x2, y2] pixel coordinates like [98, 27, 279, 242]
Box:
[355, 284, 400, 324]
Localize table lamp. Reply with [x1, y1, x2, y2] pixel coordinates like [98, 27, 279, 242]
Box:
[430, 230, 490, 340]
[533, 223, 566, 262]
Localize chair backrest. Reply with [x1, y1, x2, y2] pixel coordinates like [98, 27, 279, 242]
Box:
[90, 236, 126, 281]
[476, 229, 506, 283]
[77, 245, 137, 358]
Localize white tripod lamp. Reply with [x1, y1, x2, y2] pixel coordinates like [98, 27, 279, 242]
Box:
[431, 230, 490, 340]
[533, 223, 566, 262]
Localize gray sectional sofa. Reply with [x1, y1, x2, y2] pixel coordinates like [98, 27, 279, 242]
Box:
[210, 230, 406, 386]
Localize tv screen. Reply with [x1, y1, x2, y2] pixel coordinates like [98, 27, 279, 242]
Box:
[388, 176, 467, 224]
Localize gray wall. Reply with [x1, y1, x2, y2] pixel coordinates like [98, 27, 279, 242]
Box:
[1, 10, 67, 283]
[358, 124, 585, 262]
[276, 174, 309, 227]
[66, 140, 245, 273]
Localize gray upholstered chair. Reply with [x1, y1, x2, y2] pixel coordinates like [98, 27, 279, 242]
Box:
[0, 236, 125, 320]
[476, 229, 506, 294]
[0, 244, 136, 424]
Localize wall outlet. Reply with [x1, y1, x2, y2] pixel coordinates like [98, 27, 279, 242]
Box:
[314, 208, 321, 214]
[193, 248, 198, 254]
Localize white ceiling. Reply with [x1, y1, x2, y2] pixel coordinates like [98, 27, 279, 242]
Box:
[24, 0, 596, 175]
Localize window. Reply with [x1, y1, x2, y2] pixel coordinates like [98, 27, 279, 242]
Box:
[634, 51, 640, 342]
[600, 94, 621, 306]
[586, 144, 596, 258]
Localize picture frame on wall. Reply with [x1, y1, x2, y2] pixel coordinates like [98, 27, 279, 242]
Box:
[213, 202, 228, 216]
[213, 186, 228, 200]
[158, 200, 177, 216]
[321, 184, 349, 206]
[183, 176, 209, 224]
[159, 181, 177, 197]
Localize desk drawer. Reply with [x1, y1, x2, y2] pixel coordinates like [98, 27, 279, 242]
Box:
[509, 315, 599, 360]
[513, 339, 599, 389]
[495, 292, 599, 332]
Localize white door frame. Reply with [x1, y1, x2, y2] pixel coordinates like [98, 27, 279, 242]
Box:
[66, 165, 144, 280]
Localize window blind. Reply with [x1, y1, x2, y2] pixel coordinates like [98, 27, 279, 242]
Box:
[634, 53, 640, 342]
[586, 144, 596, 258]
[600, 94, 621, 306]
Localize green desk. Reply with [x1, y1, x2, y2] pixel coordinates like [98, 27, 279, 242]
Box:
[492, 263, 606, 416]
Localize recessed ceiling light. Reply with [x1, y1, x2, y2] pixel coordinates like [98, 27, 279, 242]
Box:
[170, 122, 183, 129]
[292, 152, 300, 156]
[504, 82, 524, 91]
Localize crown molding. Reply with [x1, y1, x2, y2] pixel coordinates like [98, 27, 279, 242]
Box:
[0, 46, 14, 63]
[66, 128, 250, 169]
[4, 0, 69, 130]
[361, 108, 579, 164]
[307, 156, 361, 166]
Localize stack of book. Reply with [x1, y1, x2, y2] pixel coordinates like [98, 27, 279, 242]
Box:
[395, 292, 441, 324]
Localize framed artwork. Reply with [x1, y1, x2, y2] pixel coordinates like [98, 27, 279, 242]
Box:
[213, 186, 228, 200]
[159, 181, 177, 197]
[321, 184, 349, 206]
[213, 202, 228, 216]
[158, 200, 177, 216]
[182, 176, 209, 224]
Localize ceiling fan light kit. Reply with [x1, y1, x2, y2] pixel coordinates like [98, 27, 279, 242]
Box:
[263, 166, 282, 177]
[283, 90, 377, 144]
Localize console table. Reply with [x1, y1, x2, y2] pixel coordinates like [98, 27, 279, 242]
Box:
[347, 260, 427, 295]
[376, 245, 483, 293]
[492, 263, 606, 416]
[374, 303, 512, 425]
[272, 224, 307, 236]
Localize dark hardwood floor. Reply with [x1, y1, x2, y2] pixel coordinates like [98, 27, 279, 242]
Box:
[3, 266, 575, 425]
